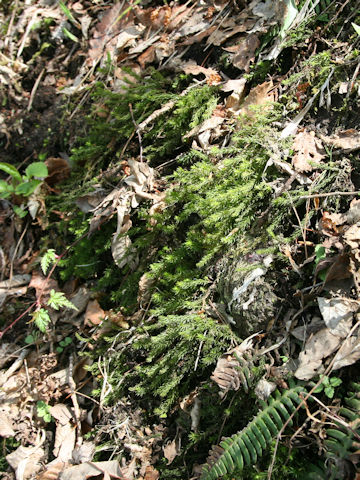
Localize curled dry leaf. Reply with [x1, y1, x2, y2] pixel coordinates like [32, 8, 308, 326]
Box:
[292, 130, 324, 173]
[38, 460, 67, 480]
[0, 410, 16, 437]
[332, 335, 360, 370]
[321, 129, 360, 152]
[144, 465, 160, 480]
[84, 299, 105, 327]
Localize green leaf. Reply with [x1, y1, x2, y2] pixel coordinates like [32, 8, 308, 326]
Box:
[25, 335, 34, 344]
[313, 384, 324, 393]
[41, 249, 57, 275]
[0, 179, 14, 196]
[0, 162, 21, 182]
[314, 245, 326, 264]
[15, 179, 42, 196]
[25, 162, 48, 179]
[13, 205, 28, 218]
[330, 377, 342, 387]
[56, 346, 64, 353]
[47, 289, 78, 311]
[59, 1, 79, 26]
[63, 27, 79, 42]
[36, 401, 52, 422]
[352, 23, 360, 36]
[325, 386, 334, 398]
[32, 308, 51, 333]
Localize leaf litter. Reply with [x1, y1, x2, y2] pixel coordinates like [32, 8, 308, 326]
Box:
[1, 0, 360, 478]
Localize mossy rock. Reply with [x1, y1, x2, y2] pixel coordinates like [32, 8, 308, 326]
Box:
[217, 254, 278, 336]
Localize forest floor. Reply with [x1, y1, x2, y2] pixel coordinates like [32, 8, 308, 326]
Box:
[1, 1, 360, 479]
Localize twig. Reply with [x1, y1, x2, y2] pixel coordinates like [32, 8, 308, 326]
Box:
[67, 354, 82, 447]
[194, 330, 207, 371]
[299, 190, 359, 199]
[9, 221, 28, 281]
[129, 103, 143, 162]
[28, 68, 45, 112]
[286, 191, 308, 259]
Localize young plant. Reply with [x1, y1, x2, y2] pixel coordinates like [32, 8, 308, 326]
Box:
[0, 161, 48, 216]
[36, 401, 52, 423]
[0, 161, 48, 198]
[56, 336, 72, 353]
[313, 375, 342, 399]
[30, 249, 78, 333]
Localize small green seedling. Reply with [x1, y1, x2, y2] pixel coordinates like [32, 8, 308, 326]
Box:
[36, 401, 52, 423]
[56, 336, 72, 353]
[0, 161, 48, 199]
[313, 375, 342, 399]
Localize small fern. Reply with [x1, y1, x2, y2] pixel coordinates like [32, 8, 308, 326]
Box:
[325, 381, 360, 463]
[200, 383, 306, 480]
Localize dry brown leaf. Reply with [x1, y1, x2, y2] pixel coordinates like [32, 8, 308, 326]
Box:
[332, 335, 360, 370]
[88, 3, 133, 64]
[321, 129, 360, 152]
[84, 299, 105, 326]
[6, 441, 45, 480]
[317, 297, 359, 335]
[29, 271, 59, 301]
[182, 62, 221, 85]
[50, 404, 74, 425]
[292, 130, 324, 173]
[344, 223, 360, 250]
[239, 81, 275, 117]
[145, 465, 160, 480]
[53, 422, 76, 462]
[0, 410, 15, 437]
[61, 460, 123, 480]
[163, 438, 181, 465]
[232, 34, 260, 72]
[295, 328, 343, 380]
[38, 460, 67, 480]
[45, 157, 71, 186]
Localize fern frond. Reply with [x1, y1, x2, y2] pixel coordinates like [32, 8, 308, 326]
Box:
[200, 383, 306, 480]
[325, 382, 360, 461]
[210, 338, 258, 398]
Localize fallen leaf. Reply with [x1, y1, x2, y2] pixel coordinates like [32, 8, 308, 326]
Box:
[232, 34, 260, 72]
[38, 460, 67, 480]
[60, 460, 123, 480]
[292, 130, 324, 173]
[317, 297, 358, 336]
[53, 422, 76, 462]
[332, 335, 360, 370]
[50, 404, 74, 425]
[321, 129, 360, 152]
[182, 61, 221, 85]
[239, 81, 275, 117]
[45, 157, 71, 186]
[0, 410, 15, 437]
[295, 328, 341, 380]
[163, 438, 181, 465]
[84, 299, 105, 326]
[145, 465, 160, 480]
[6, 431, 46, 480]
[29, 271, 58, 301]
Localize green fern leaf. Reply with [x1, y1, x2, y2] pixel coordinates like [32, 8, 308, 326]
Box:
[200, 384, 306, 480]
[32, 308, 51, 333]
[41, 249, 57, 275]
[47, 290, 78, 311]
